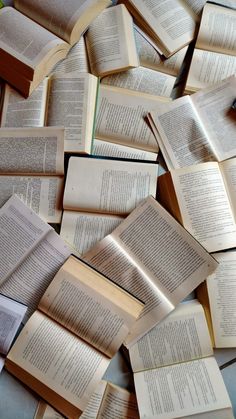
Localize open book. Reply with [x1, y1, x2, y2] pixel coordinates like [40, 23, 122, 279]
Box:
[95, 84, 170, 152]
[85, 4, 139, 77]
[120, 0, 197, 57]
[0, 127, 64, 223]
[129, 300, 234, 419]
[185, 2, 236, 93]
[5, 255, 144, 418]
[1, 73, 99, 153]
[0, 195, 71, 320]
[197, 251, 236, 348]
[92, 139, 158, 161]
[148, 76, 236, 170]
[83, 195, 218, 346]
[49, 36, 89, 76]
[0, 1, 110, 96]
[35, 381, 139, 419]
[158, 160, 236, 252]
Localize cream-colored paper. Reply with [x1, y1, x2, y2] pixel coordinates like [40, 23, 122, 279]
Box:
[92, 139, 158, 161]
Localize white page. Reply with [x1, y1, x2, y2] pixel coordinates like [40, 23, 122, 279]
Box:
[92, 139, 157, 161]
[0, 356, 4, 373]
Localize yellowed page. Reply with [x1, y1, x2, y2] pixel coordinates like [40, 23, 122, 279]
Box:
[92, 139, 158, 161]
[148, 95, 215, 170]
[192, 76, 236, 161]
[63, 157, 158, 214]
[102, 66, 175, 97]
[126, 0, 196, 56]
[134, 357, 234, 419]
[1, 80, 48, 128]
[50, 36, 89, 76]
[95, 85, 170, 152]
[129, 300, 213, 372]
[134, 27, 187, 76]
[39, 256, 143, 358]
[186, 49, 236, 92]
[46, 73, 98, 153]
[0, 229, 70, 322]
[97, 383, 139, 418]
[84, 196, 218, 345]
[60, 210, 123, 257]
[206, 252, 236, 348]
[170, 162, 236, 252]
[7, 310, 110, 412]
[0, 176, 63, 223]
[0, 127, 64, 175]
[86, 5, 139, 77]
[221, 158, 236, 220]
[197, 3, 236, 56]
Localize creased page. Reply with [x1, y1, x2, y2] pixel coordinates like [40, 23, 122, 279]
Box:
[50, 36, 89, 76]
[0, 230, 71, 322]
[84, 196, 218, 345]
[6, 311, 110, 413]
[63, 157, 158, 214]
[92, 139, 158, 161]
[1, 80, 48, 128]
[134, 358, 233, 419]
[60, 211, 123, 257]
[0, 127, 64, 175]
[206, 251, 236, 348]
[192, 76, 236, 161]
[170, 163, 236, 252]
[86, 5, 139, 77]
[0, 176, 64, 223]
[0, 195, 51, 286]
[196, 3, 236, 56]
[95, 85, 169, 152]
[97, 383, 139, 418]
[129, 300, 213, 372]
[39, 256, 143, 358]
[102, 67, 175, 97]
[148, 95, 216, 170]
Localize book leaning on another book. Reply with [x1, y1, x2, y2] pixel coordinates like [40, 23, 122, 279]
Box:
[0, 0, 111, 96]
[5, 255, 144, 418]
[1, 73, 99, 153]
[0, 127, 65, 223]
[83, 195, 218, 346]
[148, 76, 236, 170]
[129, 300, 234, 419]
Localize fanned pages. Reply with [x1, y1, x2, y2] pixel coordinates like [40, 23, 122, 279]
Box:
[83, 196, 218, 345]
[85, 5, 139, 77]
[50, 36, 89, 76]
[5, 256, 143, 417]
[92, 139, 158, 161]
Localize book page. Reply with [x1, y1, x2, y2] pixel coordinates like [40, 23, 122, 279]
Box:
[86, 5, 139, 77]
[221, 157, 236, 218]
[39, 256, 143, 358]
[46, 73, 98, 153]
[84, 196, 218, 345]
[134, 357, 233, 419]
[34, 401, 64, 419]
[92, 139, 158, 161]
[184, 0, 206, 17]
[97, 383, 139, 418]
[0, 230, 71, 322]
[95, 85, 168, 152]
[7, 310, 110, 412]
[0, 80, 48, 128]
[126, 0, 196, 56]
[186, 49, 236, 92]
[170, 163, 236, 252]
[0, 7, 66, 70]
[0, 195, 51, 286]
[129, 300, 213, 372]
[0, 356, 4, 374]
[60, 211, 123, 257]
[0, 295, 27, 355]
[101, 67, 175, 97]
[148, 95, 216, 170]
[206, 252, 236, 348]
[0, 127, 64, 175]
[50, 36, 89, 76]
[197, 3, 236, 56]
[63, 157, 158, 214]
[192, 76, 236, 161]
[0, 176, 64, 223]
[134, 27, 187, 76]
